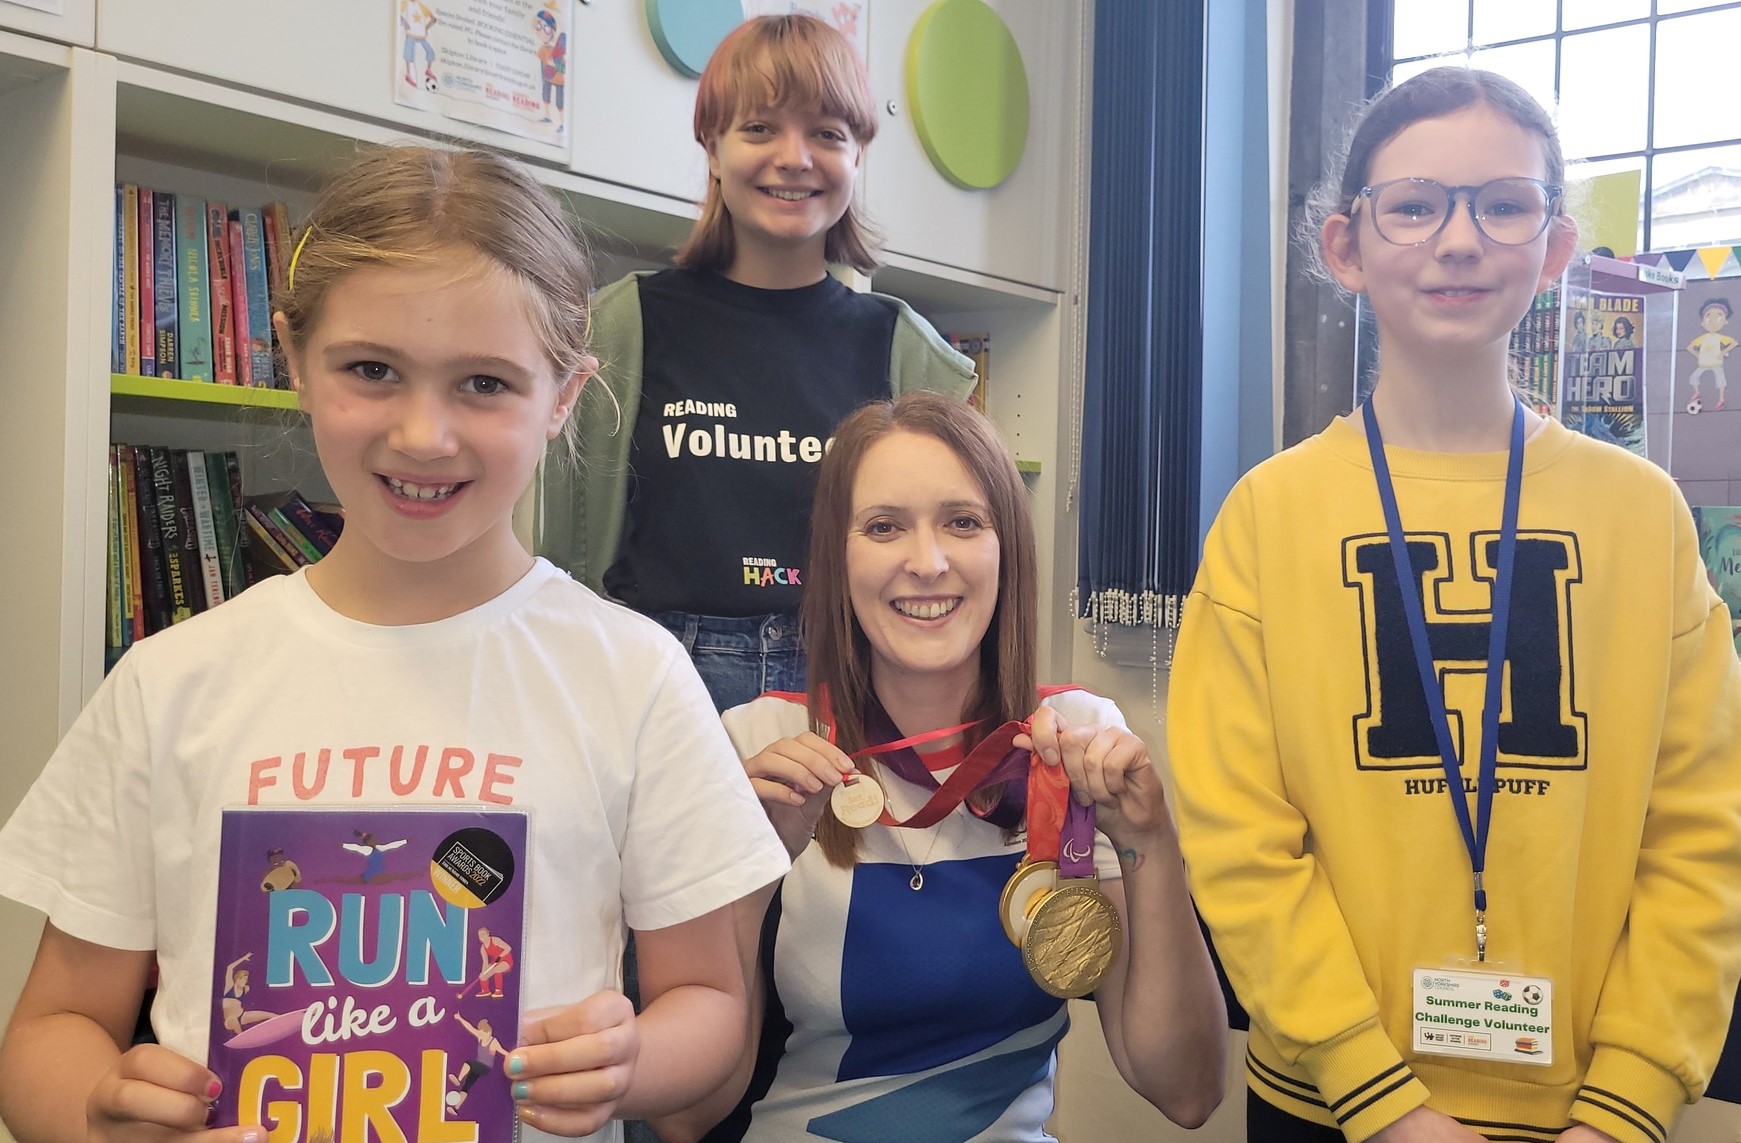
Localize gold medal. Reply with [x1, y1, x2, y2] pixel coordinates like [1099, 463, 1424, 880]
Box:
[1020, 880, 1121, 999]
[830, 772, 886, 829]
[999, 860, 1058, 945]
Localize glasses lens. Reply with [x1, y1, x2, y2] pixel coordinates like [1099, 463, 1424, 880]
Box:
[1370, 179, 1449, 244]
[1473, 179, 1552, 245]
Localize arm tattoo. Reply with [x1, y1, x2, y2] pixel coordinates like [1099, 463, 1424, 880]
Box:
[1116, 846, 1145, 871]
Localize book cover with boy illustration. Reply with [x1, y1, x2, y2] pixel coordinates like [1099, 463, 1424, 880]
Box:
[209, 806, 527, 1141]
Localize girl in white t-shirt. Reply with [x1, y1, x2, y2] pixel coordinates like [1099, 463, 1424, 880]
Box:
[0, 146, 787, 1143]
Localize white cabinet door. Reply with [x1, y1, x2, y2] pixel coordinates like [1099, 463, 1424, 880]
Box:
[98, 0, 569, 164]
[567, 0, 708, 208]
[1, 0, 94, 46]
[863, 0, 1078, 291]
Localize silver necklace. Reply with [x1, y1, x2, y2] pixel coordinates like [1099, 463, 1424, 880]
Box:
[893, 814, 950, 891]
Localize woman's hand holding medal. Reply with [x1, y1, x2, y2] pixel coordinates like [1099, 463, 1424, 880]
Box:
[741, 732, 856, 858]
[1016, 706, 1170, 848]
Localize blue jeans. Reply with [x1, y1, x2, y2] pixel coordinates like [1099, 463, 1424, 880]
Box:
[650, 610, 806, 713]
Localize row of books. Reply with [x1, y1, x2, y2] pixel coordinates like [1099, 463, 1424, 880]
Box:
[105, 444, 341, 667]
[111, 184, 296, 388]
[1510, 285, 1560, 413]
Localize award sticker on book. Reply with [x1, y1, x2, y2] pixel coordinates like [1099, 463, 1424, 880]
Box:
[432, 827, 517, 909]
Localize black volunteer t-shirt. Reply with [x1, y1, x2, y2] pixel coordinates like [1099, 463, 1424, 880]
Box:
[605, 268, 896, 616]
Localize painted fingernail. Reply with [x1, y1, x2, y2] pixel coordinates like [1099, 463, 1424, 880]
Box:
[507, 1054, 525, 1076]
[240, 1129, 265, 1143]
[206, 1078, 222, 1100]
[513, 1081, 531, 1101]
[205, 1105, 217, 1128]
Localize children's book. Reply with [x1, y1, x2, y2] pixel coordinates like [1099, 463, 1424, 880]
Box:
[207, 201, 238, 385]
[175, 194, 214, 384]
[1694, 506, 1741, 657]
[1559, 288, 1646, 457]
[209, 806, 528, 1141]
[153, 191, 179, 379]
[136, 187, 155, 378]
[236, 207, 276, 388]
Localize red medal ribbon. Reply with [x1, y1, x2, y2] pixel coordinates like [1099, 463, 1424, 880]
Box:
[850, 719, 1031, 829]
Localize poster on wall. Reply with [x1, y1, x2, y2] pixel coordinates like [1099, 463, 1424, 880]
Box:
[1560, 289, 1647, 458]
[742, 0, 867, 59]
[0, 0, 63, 13]
[1657, 248, 1741, 504]
[394, 0, 573, 148]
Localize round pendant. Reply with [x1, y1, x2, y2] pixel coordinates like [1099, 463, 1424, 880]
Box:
[830, 772, 886, 829]
[998, 860, 1059, 947]
[1021, 882, 1121, 998]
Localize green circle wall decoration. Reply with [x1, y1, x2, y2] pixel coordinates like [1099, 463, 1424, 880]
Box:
[905, 0, 1030, 190]
[646, 0, 744, 79]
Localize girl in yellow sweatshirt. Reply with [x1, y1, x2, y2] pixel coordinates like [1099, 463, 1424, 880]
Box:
[1170, 67, 1741, 1143]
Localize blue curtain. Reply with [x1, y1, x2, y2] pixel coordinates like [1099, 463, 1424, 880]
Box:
[1075, 0, 1207, 635]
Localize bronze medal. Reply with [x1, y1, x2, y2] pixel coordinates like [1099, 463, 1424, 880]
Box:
[1020, 879, 1121, 999]
[830, 772, 886, 829]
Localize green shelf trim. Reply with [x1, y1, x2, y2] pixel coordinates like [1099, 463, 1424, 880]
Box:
[1015, 458, 1041, 475]
[111, 374, 302, 411]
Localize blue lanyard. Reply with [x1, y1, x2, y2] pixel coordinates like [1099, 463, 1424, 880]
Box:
[1360, 399, 1524, 962]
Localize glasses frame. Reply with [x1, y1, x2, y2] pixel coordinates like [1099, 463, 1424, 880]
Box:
[1352, 177, 1565, 247]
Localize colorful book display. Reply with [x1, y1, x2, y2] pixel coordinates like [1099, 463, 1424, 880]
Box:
[108, 181, 293, 387]
[208, 806, 528, 1141]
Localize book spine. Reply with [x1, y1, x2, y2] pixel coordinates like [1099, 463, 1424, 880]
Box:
[137, 187, 156, 378]
[145, 448, 194, 623]
[120, 185, 141, 376]
[238, 209, 275, 388]
[130, 444, 171, 634]
[263, 201, 289, 303]
[112, 187, 124, 374]
[185, 450, 226, 609]
[227, 217, 255, 387]
[280, 493, 341, 554]
[117, 444, 145, 643]
[169, 450, 207, 615]
[268, 507, 324, 564]
[245, 504, 311, 566]
[105, 448, 122, 659]
[174, 194, 213, 384]
[243, 509, 299, 573]
[206, 202, 237, 385]
[204, 451, 243, 600]
[224, 452, 254, 587]
[152, 193, 178, 378]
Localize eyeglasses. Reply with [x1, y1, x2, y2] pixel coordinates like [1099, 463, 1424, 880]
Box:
[1352, 177, 1563, 247]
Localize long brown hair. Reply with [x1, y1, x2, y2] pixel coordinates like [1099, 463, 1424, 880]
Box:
[675, 14, 881, 275]
[802, 392, 1037, 866]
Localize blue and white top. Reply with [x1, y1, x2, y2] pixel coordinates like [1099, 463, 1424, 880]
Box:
[720, 689, 1125, 1142]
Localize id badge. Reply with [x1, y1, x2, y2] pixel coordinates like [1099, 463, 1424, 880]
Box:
[1412, 966, 1553, 1066]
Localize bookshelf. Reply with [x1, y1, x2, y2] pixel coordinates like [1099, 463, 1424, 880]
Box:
[112, 373, 303, 411]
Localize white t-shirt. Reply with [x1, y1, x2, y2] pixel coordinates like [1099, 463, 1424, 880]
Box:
[0, 559, 789, 1143]
[720, 688, 1124, 1143]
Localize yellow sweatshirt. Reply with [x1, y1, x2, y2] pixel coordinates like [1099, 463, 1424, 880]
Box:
[1169, 415, 1741, 1143]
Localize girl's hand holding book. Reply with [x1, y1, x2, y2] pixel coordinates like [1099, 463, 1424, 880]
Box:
[508, 991, 638, 1137]
[87, 1043, 261, 1142]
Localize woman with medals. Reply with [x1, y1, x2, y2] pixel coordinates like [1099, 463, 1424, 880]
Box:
[1169, 68, 1741, 1143]
[651, 393, 1227, 1142]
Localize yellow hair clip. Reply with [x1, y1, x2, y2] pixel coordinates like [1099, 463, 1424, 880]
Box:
[287, 225, 313, 291]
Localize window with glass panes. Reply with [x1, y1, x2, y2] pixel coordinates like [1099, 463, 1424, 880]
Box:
[1389, 0, 1741, 250]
